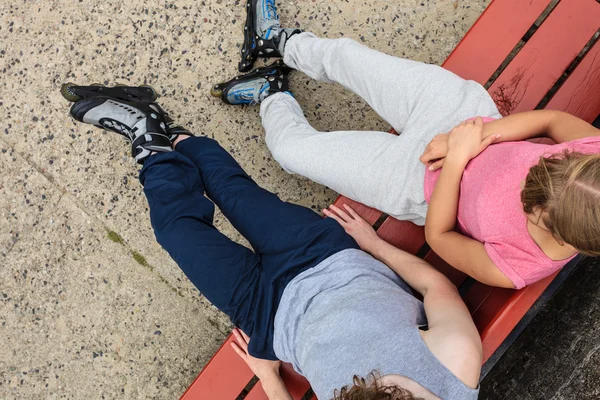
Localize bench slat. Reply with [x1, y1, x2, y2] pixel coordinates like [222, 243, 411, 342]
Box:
[546, 39, 600, 123]
[487, 0, 600, 116]
[179, 334, 254, 400]
[375, 218, 425, 255]
[442, 0, 552, 85]
[470, 272, 558, 363]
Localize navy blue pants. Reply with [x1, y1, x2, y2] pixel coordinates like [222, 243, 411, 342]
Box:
[139, 137, 358, 359]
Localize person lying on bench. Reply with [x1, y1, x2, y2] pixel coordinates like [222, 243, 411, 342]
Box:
[64, 91, 482, 400]
[213, 0, 600, 290]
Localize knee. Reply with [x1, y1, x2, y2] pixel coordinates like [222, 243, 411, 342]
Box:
[178, 135, 220, 150]
[265, 132, 300, 171]
[144, 173, 193, 205]
[267, 139, 292, 171]
[141, 158, 200, 204]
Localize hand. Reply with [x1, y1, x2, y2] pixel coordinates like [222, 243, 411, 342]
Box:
[447, 117, 501, 164]
[420, 133, 449, 171]
[323, 204, 381, 254]
[231, 329, 281, 380]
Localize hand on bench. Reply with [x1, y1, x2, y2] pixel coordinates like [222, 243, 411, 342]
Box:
[231, 329, 293, 400]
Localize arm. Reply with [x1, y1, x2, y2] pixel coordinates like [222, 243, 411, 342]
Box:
[421, 110, 600, 170]
[322, 205, 482, 387]
[373, 237, 484, 388]
[231, 329, 293, 400]
[424, 119, 514, 288]
[261, 378, 294, 400]
[481, 110, 600, 143]
[419, 276, 482, 389]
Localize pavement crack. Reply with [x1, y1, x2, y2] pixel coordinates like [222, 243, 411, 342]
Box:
[0, 136, 183, 297]
[2, 237, 20, 258]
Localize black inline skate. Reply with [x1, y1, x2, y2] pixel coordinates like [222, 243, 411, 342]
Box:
[60, 83, 159, 103]
[238, 0, 301, 72]
[211, 61, 291, 105]
[61, 83, 191, 164]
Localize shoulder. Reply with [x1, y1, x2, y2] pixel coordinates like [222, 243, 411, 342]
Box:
[420, 329, 482, 389]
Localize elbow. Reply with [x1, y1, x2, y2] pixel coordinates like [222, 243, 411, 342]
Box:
[424, 222, 434, 243]
[424, 275, 459, 299]
[424, 228, 441, 251]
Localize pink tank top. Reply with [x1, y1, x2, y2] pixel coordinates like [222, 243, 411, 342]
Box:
[424, 131, 600, 289]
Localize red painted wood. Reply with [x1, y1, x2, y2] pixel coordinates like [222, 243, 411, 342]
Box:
[245, 363, 311, 400]
[375, 217, 425, 255]
[488, 0, 600, 116]
[442, 0, 552, 84]
[472, 273, 557, 363]
[180, 334, 253, 400]
[546, 39, 600, 123]
[332, 195, 382, 226]
[462, 283, 494, 317]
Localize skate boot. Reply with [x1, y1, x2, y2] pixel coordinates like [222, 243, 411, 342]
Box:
[62, 83, 190, 164]
[239, 0, 302, 72]
[60, 83, 159, 103]
[61, 83, 193, 143]
[211, 61, 291, 105]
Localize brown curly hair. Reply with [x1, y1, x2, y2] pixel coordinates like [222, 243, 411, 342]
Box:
[332, 371, 424, 400]
[521, 150, 600, 256]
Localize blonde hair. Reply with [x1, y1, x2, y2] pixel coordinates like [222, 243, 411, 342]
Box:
[521, 150, 600, 256]
[332, 371, 423, 400]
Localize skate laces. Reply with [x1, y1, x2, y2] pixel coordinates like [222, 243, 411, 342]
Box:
[260, 0, 280, 39]
[230, 80, 270, 105]
[265, 0, 278, 19]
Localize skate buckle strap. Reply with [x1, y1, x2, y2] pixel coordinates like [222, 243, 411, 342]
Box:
[131, 132, 172, 164]
[253, 84, 264, 104]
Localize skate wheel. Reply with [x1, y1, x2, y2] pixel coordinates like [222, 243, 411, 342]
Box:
[210, 85, 223, 98]
[60, 83, 81, 102]
[140, 85, 159, 101]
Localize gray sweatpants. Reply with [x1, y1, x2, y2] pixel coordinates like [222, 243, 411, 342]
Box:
[260, 33, 501, 226]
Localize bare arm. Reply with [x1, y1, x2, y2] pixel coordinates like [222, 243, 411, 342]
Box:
[261, 378, 294, 400]
[424, 119, 514, 288]
[323, 205, 482, 388]
[482, 110, 600, 143]
[419, 278, 482, 389]
[374, 239, 483, 388]
[421, 110, 600, 170]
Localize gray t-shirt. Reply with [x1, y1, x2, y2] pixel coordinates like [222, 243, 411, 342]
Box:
[273, 249, 479, 400]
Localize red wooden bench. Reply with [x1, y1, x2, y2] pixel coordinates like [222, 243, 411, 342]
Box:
[182, 0, 600, 398]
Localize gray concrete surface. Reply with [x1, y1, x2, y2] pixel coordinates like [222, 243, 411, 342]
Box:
[13, 0, 598, 398]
